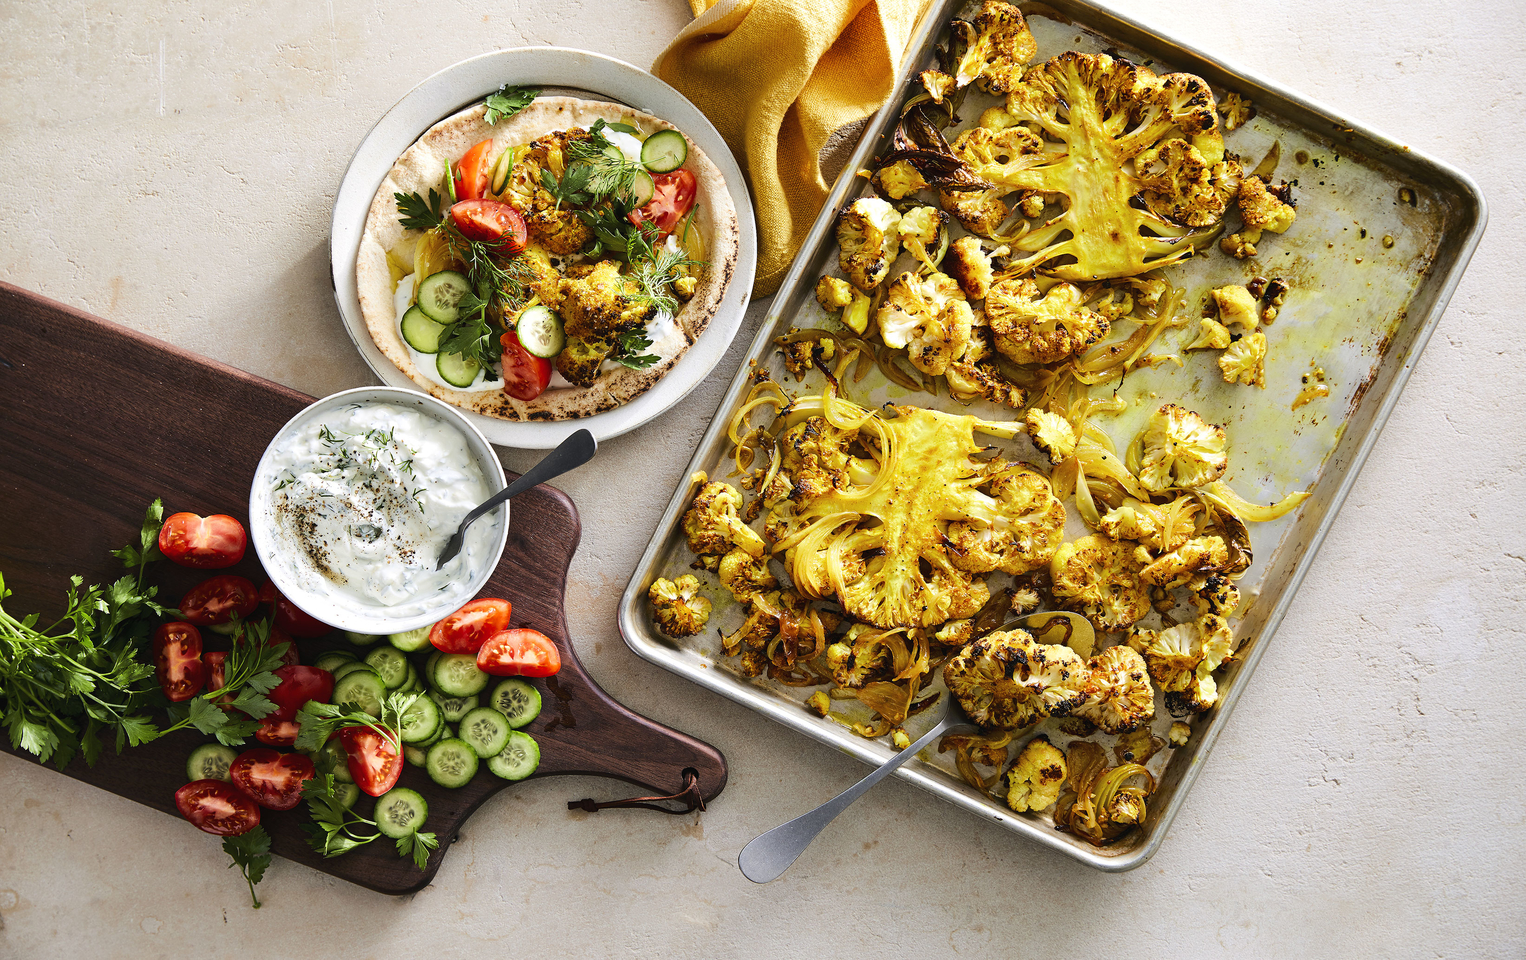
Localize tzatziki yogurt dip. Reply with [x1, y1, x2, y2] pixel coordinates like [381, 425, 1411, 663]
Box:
[258, 400, 497, 623]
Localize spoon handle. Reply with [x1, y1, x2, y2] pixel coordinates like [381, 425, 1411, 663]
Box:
[465, 428, 598, 528]
[737, 713, 954, 884]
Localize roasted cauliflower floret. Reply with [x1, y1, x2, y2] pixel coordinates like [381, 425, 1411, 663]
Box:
[836, 197, 902, 292]
[986, 278, 1110, 365]
[949, 125, 1047, 191]
[950, 0, 1038, 93]
[814, 275, 855, 311]
[897, 206, 947, 271]
[1168, 720, 1192, 746]
[1098, 496, 1200, 554]
[938, 187, 1009, 238]
[1025, 409, 1079, 463]
[944, 628, 1090, 730]
[1139, 535, 1229, 589]
[503, 132, 596, 255]
[1219, 91, 1254, 131]
[554, 335, 613, 388]
[945, 236, 997, 300]
[1075, 645, 1155, 734]
[648, 575, 712, 638]
[1128, 613, 1236, 714]
[876, 271, 974, 376]
[826, 625, 895, 689]
[780, 334, 835, 381]
[1212, 284, 1261, 330]
[559, 260, 655, 341]
[945, 326, 1028, 409]
[717, 547, 778, 602]
[1004, 735, 1067, 812]
[1186, 317, 1232, 351]
[1189, 572, 1240, 617]
[1135, 136, 1242, 228]
[682, 480, 766, 559]
[1049, 534, 1151, 632]
[945, 462, 1068, 576]
[779, 416, 861, 503]
[1219, 331, 1268, 387]
[874, 159, 929, 200]
[1238, 176, 1297, 235]
[1135, 404, 1228, 492]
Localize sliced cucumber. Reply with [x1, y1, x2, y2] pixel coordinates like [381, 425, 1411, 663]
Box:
[345, 630, 383, 647]
[312, 650, 357, 674]
[436, 351, 481, 389]
[429, 690, 477, 723]
[515, 305, 565, 359]
[330, 660, 373, 681]
[426, 738, 480, 789]
[186, 743, 237, 782]
[417, 270, 471, 323]
[630, 168, 655, 207]
[397, 662, 422, 695]
[404, 743, 429, 768]
[424, 649, 443, 682]
[488, 146, 513, 196]
[399, 694, 442, 744]
[389, 626, 433, 653]
[489, 678, 541, 729]
[458, 706, 511, 759]
[364, 647, 410, 690]
[487, 731, 540, 781]
[375, 787, 429, 838]
[400, 306, 447, 354]
[332, 669, 386, 718]
[433, 653, 489, 697]
[640, 129, 688, 173]
[335, 781, 361, 810]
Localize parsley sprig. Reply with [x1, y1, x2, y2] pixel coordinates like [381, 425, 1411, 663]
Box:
[224, 825, 273, 908]
[161, 617, 286, 745]
[484, 84, 539, 125]
[301, 772, 440, 869]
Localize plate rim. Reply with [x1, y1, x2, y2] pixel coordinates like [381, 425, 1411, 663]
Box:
[329, 46, 757, 449]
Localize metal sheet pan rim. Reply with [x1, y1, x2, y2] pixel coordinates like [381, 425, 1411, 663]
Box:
[619, 0, 1488, 872]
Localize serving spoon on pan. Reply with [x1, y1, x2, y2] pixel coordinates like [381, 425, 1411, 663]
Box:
[737, 611, 1095, 883]
[435, 428, 598, 569]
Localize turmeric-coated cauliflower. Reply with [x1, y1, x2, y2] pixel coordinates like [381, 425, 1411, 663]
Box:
[1219, 331, 1268, 387]
[1237, 176, 1297, 235]
[986, 278, 1110, 365]
[897, 206, 948, 272]
[945, 461, 1068, 576]
[1212, 284, 1261, 330]
[1135, 404, 1228, 492]
[1025, 409, 1079, 463]
[1139, 535, 1229, 589]
[1186, 317, 1232, 351]
[944, 628, 1090, 730]
[1004, 735, 1068, 812]
[951, 2, 1037, 92]
[836, 197, 902, 292]
[815, 275, 855, 312]
[648, 575, 712, 638]
[945, 236, 997, 300]
[1049, 534, 1151, 632]
[938, 186, 1010, 238]
[1075, 645, 1155, 734]
[944, 326, 1028, 408]
[717, 547, 778, 602]
[874, 159, 929, 200]
[682, 480, 766, 559]
[1128, 613, 1236, 714]
[1098, 496, 1200, 554]
[876, 271, 974, 376]
[948, 125, 1047, 191]
[503, 132, 596, 255]
[559, 259, 655, 341]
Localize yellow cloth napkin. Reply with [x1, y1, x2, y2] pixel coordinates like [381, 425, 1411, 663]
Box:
[655, 0, 933, 298]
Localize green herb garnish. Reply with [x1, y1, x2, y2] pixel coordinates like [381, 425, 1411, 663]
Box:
[484, 84, 540, 125]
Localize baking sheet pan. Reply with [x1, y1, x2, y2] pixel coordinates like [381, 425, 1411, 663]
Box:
[618, 0, 1485, 870]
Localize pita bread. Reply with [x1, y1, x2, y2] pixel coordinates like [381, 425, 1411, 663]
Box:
[357, 97, 739, 421]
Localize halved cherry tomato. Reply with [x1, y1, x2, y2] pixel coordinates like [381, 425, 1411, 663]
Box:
[179, 575, 259, 626]
[453, 138, 497, 202]
[153, 622, 205, 702]
[158, 512, 247, 568]
[477, 628, 561, 678]
[339, 726, 403, 797]
[499, 330, 552, 402]
[450, 199, 528, 253]
[175, 779, 260, 836]
[204, 650, 233, 707]
[261, 582, 333, 638]
[628, 168, 697, 237]
[254, 719, 300, 747]
[266, 665, 335, 723]
[429, 598, 513, 655]
[229, 748, 315, 811]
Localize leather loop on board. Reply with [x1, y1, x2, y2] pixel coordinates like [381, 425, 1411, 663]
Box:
[568, 770, 707, 815]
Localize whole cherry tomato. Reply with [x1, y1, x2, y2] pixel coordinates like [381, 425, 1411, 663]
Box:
[157, 512, 247, 568]
[265, 665, 334, 723]
[175, 779, 260, 836]
[429, 598, 513, 655]
[452, 138, 497, 202]
[628, 168, 697, 237]
[229, 748, 315, 810]
[499, 330, 552, 402]
[339, 726, 402, 797]
[179, 575, 259, 626]
[254, 719, 300, 747]
[262, 583, 333, 638]
[152, 622, 205, 702]
[450, 199, 528, 253]
[477, 628, 561, 678]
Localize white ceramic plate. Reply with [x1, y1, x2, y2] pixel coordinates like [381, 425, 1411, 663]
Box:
[330, 47, 757, 449]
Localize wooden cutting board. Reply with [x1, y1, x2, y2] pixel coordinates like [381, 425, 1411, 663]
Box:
[0, 282, 727, 895]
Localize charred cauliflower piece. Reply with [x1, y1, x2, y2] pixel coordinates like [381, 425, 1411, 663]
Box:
[873, 159, 929, 200]
[876, 271, 974, 376]
[897, 206, 948, 272]
[648, 575, 712, 638]
[1212, 284, 1261, 330]
[945, 236, 997, 301]
[1186, 317, 1232, 351]
[1049, 534, 1151, 632]
[1129, 613, 1236, 714]
[837, 197, 902, 292]
[554, 336, 613, 388]
[986, 52, 1240, 280]
[950, 1, 1038, 93]
[945, 325, 1028, 409]
[683, 480, 766, 560]
[815, 275, 855, 312]
[1219, 331, 1268, 387]
[945, 461, 1068, 576]
[944, 628, 1089, 730]
[1025, 409, 1079, 463]
[938, 186, 1010, 238]
[559, 259, 655, 342]
[986, 278, 1110, 365]
[826, 625, 897, 689]
[949, 126, 1047, 191]
[1135, 404, 1228, 493]
[1238, 176, 1297, 236]
[1005, 735, 1067, 812]
[1075, 645, 1154, 734]
[1139, 535, 1229, 589]
[503, 131, 596, 255]
[717, 547, 778, 602]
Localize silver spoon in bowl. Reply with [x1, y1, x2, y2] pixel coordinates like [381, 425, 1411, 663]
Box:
[736, 611, 1095, 883]
[435, 428, 597, 569]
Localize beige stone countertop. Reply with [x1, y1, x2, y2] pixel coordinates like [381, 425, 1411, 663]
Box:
[2, 0, 1523, 956]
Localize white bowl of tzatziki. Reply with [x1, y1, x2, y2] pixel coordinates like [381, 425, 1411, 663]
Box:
[249, 386, 508, 635]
